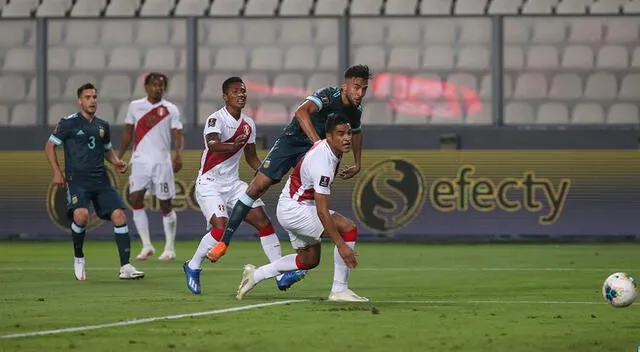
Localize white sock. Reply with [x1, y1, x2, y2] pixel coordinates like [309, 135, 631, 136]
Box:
[162, 210, 177, 252]
[188, 231, 218, 270]
[331, 241, 355, 293]
[132, 208, 152, 248]
[254, 254, 299, 283]
[259, 233, 282, 263]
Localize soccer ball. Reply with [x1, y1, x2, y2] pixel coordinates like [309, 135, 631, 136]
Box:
[602, 272, 638, 308]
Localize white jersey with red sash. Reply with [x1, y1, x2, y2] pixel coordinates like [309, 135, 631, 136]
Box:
[125, 98, 183, 163]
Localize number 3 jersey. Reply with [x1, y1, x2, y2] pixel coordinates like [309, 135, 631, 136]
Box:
[125, 98, 183, 163]
[198, 107, 257, 187]
[49, 113, 112, 179]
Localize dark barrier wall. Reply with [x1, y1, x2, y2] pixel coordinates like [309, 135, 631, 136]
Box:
[1, 148, 639, 241]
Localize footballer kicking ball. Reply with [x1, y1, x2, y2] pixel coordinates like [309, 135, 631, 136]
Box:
[602, 272, 637, 308]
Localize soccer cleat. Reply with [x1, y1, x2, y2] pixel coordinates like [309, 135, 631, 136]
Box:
[183, 260, 202, 294]
[235, 264, 257, 300]
[74, 257, 86, 281]
[119, 264, 145, 280]
[136, 246, 155, 260]
[276, 270, 307, 291]
[206, 242, 227, 262]
[328, 289, 369, 302]
[157, 250, 176, 261]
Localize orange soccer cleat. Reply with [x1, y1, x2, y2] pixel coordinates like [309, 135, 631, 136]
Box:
[206, 242, 228, 262]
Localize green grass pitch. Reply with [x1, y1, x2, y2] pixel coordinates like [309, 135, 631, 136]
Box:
[1, 241, 639, 351]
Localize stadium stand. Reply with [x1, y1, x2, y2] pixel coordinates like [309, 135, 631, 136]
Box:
[0, 0, 639, 126]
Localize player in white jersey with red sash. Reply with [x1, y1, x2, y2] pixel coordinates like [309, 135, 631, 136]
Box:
[235, 114, 368, 302]
[182, 77, 305, 295]
[118, 73, 183, 261]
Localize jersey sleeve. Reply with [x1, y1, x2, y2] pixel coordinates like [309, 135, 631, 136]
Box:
[350, 105, 363, 132]
[48, 118, 70, 145]
[103, 122, 112, 150]
[305, 87, 335, 112]
[203, 113, 222, 136]
[124, 102, 135, 125]
[170, 105, 183, 130]
[246, 117, 257, 144]
[309, 158, 334, 195]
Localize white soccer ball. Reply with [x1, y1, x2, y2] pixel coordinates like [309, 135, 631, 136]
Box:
[602, 272, 638, 308]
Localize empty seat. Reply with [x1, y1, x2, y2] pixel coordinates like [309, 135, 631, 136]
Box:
[243, 73, 270, 96]
[465, 102, 492, 124]
[167, 74, 187, 100]
[100, 22, 134, 44]
[73, 48, 106, 71]
[410, 74, 442, 100]
[536, 103, 570, 124]
[143, 47, 177, 71]
[208, 0, 243, 15]
[504, 46, 525, 69]
[207, 21, 240, 44]
[504, 102, 535, 124]
[27, 75, 62, 101]
[623, 1, 640, 13]
[250, 47, 283, 70]
[49, 103, 78, 125]
[488, 0, 522, 13]
[514, 73, 547, 99]
[561, 45, 594, 69]
[361, 102, 393, 124]
[0, 23, 27, 46]
[279, 20, 313, 43]
[458, 19, 491, 43]
[131, 73, 148, 98]
[104, 0, 138, 16]
[101, 74, 132, 99]
[279, 0, 313, 15]
[607, 103, 639, 124]
[447, 73, 478, 91]
[521, 0, 552, 13]
[531, 20, 566, 43]
[174, 0, 208, 15]
[315, 20, 338, 43]
[243, 22, 278, 44]
[63, 74, 97, 99]
[170, 21, 191, 45]
[606, 19, 637, 43]
[139, 0, 173, 16]
[214, 47, 247, 70]
[419, 0, 452, 14]
[1, 1, 36, 17]
[318, 46, 338, 70]
[314, 0, 347, 15]
[549, 74, 582, 100]
[70, 0, 105, 16]
[198, 102, 221, 124]
[350, 0, 383, 14]
[0, 75, 27, 101]
[48, 47, 71, 71]
[568, 19, 604, 43]
[572, 103, 605, 124]
[388, 46, 420, 71]
[10, 104, 36, 126]
[480, 74, 513, 99]
[590, 0, 621, 13]
[36, 1, 67, 17]
[454, 0, 487, 14]
[457, 46, 489, 69]
[386, 0, 418, 14]
[245, 0, 278, 15]
[619, 74, 640, 100]
[136, 21, 170, 45]
[596, 46, 628, 69]
[556, 0, 588, 13]
[283, 46, 316, 70]
[351, 21, 384, 44]
[255, 102, 288, 125]
[387, 20, 421, 44]
[307, 73, 336, 92]
[422, 46, 454, 70]
[178, 47, 212, 71]
[353, 45, 386, 71]
[272, 74, 305, 97]
[3, 47, 34, 72]
[631, 47, 640, 68]
[584, 72, 617, 100]
[96, 102, 115, 124]
[108, 47, 140, 70]
[504, 20, 530, 43]
[527, 45, 559, 69]
[424, 21, 457, 44]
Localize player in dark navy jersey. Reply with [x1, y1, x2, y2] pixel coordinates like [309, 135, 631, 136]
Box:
[44, 83, 145, 281]
[208, 65, 372, 262]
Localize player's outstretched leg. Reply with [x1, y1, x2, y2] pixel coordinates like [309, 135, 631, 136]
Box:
[71, 208, 89, 281]
[184, 228, 223, 294]
[328, 227, 368, 302]
[236, 252, 314, 300]
[158, 207, 177, 261]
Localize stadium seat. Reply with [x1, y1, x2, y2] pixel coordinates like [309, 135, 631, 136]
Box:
[27, 75, 62, 101]
[115, 101, 130, 124]
[255, 102, 288, 125]
[10, 104, 36, 126]
[49, 102, 77, 125]
[272, 73, 305, 96]
[387, 20, 421, 44]
[568, 19, 604, 43]
[206, 21, 240, 45]
[70, 0, 105, 17]
[556, 0, 588, 13]
[198, 101, 220, 124]
[139, 0, 173, 16]
[143, 47, 177, 71]
[457, 46, 490, 69]
[167, 74, 187, 100]
[170, 21, 190, 45]
[386, 0, 418, 14]
[351, 21, 384, 44]
[108, 47, 141, 70]
[606, 19, 637, 43]
[531, 20, 566, 43]
[480, 74, 513, 99]
[465, 102, 492, 124]
[607, 103, 640, 124]
[504, 102, 535, 124]
[279, 20, 312, 43]
[36, 0, 68, 17]
[306, 73, 336, 92]
[250, 47, 283, 70]
[243, 73, 269, 96]
[419, 0, 451, 14]
[131, 74, 146, 98]
[100, 22, 134, 44]
[422, 46, 455, 70]
[315, 19, 338, 43]
[527, 45, 559, 69]
[536, 103, 570, 124]
[283, 46, 316, 70]
[96, 102, 115, 124]
[174, 0, 208, 16]
[3, 47, 34, 72]
[353, 45, 385, 71]
[314, 0, 348, 15]
[388, 46, 420, 71]
[200, 74, 227, 99]
[64, 21, 99, 45]
[243, 22, 278, 44]
[596, 45, 628, 69]
[410, 73, 443, 100]
[424, 21, 457, 44]
[504, 46, 525, 69]
[136, 21, 170, 45]
[245, 0, 278, 15]
[561, 45, 594, 69]
[101, 74, 132, 99]
[0, 22, 27, 46]
[318, 45, 338, 70]
[1, 1, 36, 17]
[504, 20, 530, 43]
[454, 0, 487, 14]
[631, 47, 640, 68]
[350, 0, 383, 14]
[488, 0, 521, 13]
[549, 73, 582, 100]
[208, 0, 244, 15]
[619, 74, 640, 100]
[623, 1, 640, 13]
[513, 73, 547, 99]
[48, 47, 71, 71]
[361, 102, 393, 124]
[0, 75, 27, 101]
[73, 47, 106, 71]
[521, 0, 553, 13]
[590, 0, 621, 13]
[572, 103, 605, 124]
[0, 105, 9, 125]
[178, 47, 212, 70]
[63, 74, 97, 99]
[458, 19, 491, 43]
[104, 0, 138, 16]
[279, 0, 312, 15]
[447, 73, 478, 92]
[214, 47, 247, 70]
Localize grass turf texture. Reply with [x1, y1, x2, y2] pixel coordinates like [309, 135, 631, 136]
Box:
[1, 241, 639, 351]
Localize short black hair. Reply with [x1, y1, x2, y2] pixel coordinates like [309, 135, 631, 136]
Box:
[222, 76, 244, 94]
[344, 64, 373, 80]
[77, 83, 97, 98]
[144, 72, 168, 87]
[325, 113, 351, 134]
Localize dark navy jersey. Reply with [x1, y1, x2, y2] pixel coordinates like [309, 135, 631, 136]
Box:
[49, 113, 112, 179]
[282, 86, 362, 146]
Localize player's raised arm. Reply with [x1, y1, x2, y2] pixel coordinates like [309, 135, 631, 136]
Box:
[294, 100, 321, 143]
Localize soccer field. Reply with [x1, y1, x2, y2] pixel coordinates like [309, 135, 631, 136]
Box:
[0, 241, 639, 352]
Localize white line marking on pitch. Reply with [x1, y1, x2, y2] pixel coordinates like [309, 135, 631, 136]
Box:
[0, 267, 635, 272]
[375, 300, 603, 305]
[0, 300, 306, 340]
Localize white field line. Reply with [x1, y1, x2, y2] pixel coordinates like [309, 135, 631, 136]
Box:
[375, 300, 604, 305]
[0, 300, 306, 340]
[0, 267, 636, 272]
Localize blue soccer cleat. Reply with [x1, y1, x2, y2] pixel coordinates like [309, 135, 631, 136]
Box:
[183, 260, 202, 294]
[276, 270, 307, 291]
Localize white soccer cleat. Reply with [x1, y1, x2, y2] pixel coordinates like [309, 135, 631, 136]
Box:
[119, 264, 145, 280]
[135, 246, 155, 260]
[235, 264, 257, 300]
[157, 250, 176, 261]
[328, 289, 369, 302]
[74, 257, 86, 281]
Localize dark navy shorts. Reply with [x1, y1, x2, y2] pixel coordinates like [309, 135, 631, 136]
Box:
[66, 176, 125, 221]
[258, 138, 311, 183]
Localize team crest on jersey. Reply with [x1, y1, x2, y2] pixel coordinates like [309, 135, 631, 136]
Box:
[71, 195, 78, 205]
[208, 118, 216, 127]
[158, 106, 166, 117]
[319, 175, 330, 187]
[262, 159, 270, 168]
[243, 124, 250, 136]
[98, 127, 104, 138]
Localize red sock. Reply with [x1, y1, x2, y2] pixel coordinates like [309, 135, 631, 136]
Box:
[342, 227, 358, 242]
[210, 228, 223, 241]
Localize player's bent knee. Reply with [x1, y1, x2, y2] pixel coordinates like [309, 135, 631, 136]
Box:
[111, 209, 127, 226]
[73, 208, 90, 225]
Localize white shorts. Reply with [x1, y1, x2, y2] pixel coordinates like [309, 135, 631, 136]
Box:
[129, 159, 175, 200]
[276, 197, 335, 249]
[195, 177, 265, 223]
